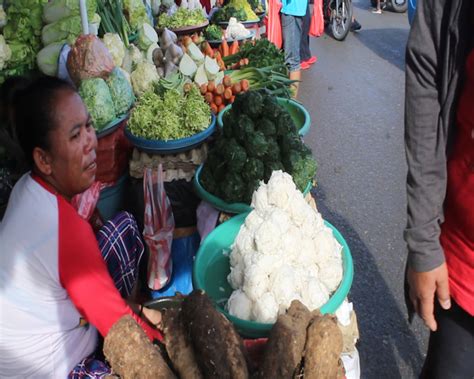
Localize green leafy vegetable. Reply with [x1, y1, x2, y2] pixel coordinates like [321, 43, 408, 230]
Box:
[43, 0, 97, 24]
[158, 8, 206, 29]
[0, 35, 11, 71]
[97, 0, 131, 46]
[79, 78, 116, 131]
[204, 25, 223, 40]
[123, 0, 151, 32]
[36, 42, 64, 76]
[128, 86, 211, 140]
[41, 13, 101, 45]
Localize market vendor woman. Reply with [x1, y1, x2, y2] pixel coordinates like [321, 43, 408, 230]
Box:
[0, 76, 162, 377]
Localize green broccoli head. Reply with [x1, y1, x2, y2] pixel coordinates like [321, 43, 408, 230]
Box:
[276, 111, 298, 136]
[291, 153, 318, 191]
[233, 91, 264, 119]
[279, 133, 302, 156]
[222, 113, 235, 139]
[257, 118, 277, 136]
[242, 158, 264, 182]
[211, 8, 227, 23]
[264, 161, 285, 182]
[263, 138, 281, 163]
[207, 150, 227, 181]
[200, 163, 218, 195]
[221, 172, 246, 203]
[234, 114, 255, 143]
[245, 130, 268, 158]
[263, 94, 282, 121]
[224, 138, 248, 172]
[282, 149, 302, 172]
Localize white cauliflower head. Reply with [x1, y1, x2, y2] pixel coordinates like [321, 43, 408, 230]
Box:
[251, 292, 279, 323]
[227, 289, 253, 320]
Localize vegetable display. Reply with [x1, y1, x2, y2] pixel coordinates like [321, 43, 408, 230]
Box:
[41, 13, 101, 46]
[42, 0, 97, 24]
[128, 85, 211, 140]
[223, 39, 285, 69]
[204, 25, 223, 41]
[103, 33, 126, 66]
[227, 171, 343, 323]
[130, 61, 160, 96]
[106, 67, 135, 115]
[158, 8, 207, 29]
[79, 78, 116, 131]
[123, 0, 151, 32]
[97, 0, 131, 47]
[200, 90, 317, 203]
[211, 0, 259, 22]
[199, 75, 250, 114]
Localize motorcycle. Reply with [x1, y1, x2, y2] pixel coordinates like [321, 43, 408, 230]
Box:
[323, 0, 353, 41]
[371, 0, 408, 13]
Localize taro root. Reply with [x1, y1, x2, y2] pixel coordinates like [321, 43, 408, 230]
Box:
[162, 307, 203, 379]
[303, 314, 344, 379]
[103, 315, 176, 379]
[256, 300, 313, 379]
[181, 290, 249, 379]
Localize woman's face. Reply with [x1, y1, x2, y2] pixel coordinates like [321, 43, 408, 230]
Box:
[41, 90, 98, 199]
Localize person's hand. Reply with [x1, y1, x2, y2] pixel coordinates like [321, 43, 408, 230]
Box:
[407, 262, 451, 331]
[141, 307, 163, 330]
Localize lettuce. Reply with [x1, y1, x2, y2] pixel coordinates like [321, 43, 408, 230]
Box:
[42, 13, 101, 45]
[36, 42, 64, 76]
[130, 61, 160, 97]
[43, 0, 97, 24]
[123, 0, 151, 32]
[79, 78, 116, 131]
[103, 33, 126, 66]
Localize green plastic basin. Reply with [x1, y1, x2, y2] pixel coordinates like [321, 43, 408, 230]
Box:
[217, 97, 311, 136]
[193, 164, 313, 214]
[193, 212, 354, 338]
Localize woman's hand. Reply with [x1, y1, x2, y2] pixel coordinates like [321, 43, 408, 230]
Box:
[407, 262, 451, 331]
[141, 307, 163, 330]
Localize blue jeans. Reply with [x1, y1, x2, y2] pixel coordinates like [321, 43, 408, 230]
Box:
[281, 13, 304, 72]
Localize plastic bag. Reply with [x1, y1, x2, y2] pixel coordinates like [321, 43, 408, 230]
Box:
[266, 0, 282, 48]
[143, 165, 175, 290]
[71, 182, 102, 220]
[309, 0, 324, 37]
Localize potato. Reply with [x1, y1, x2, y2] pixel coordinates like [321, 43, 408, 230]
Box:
[181, 290, 249, 379]
[256, 300, 312, 379]
[303, 314, 344, 379]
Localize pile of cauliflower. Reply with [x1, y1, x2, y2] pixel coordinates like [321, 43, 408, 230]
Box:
[227, 171, 343, 323]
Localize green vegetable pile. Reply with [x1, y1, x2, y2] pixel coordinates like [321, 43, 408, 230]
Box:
[223, 39, 285, 69]
[211, 6, 246, 23]
[1, 0, 47, 83]
[123, 0, 151, 32]
[158, 8, 207, 29]
[204, 25, 223, 41]
[200, 90, 317, 204]
[129, 85, 211, 141]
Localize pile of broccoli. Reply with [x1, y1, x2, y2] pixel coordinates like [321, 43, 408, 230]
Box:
[200, 90, 317, 204]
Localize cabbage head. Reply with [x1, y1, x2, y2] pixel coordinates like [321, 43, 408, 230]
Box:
[130, 61, 159, 97]
[107, 68, 135, 115]
[103, 33, 125, 67]
[79, 78, 116, 131]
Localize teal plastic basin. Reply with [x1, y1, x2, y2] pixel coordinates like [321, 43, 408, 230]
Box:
[193, 212, 354, 338]
[217, 97, 311, 136]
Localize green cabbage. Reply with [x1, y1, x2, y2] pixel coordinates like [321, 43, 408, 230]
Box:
[0, 35, 11, 70]
[107, 68, 135, 115]
[103, 33, 126, 66]
[123, 0, 151, 32]
[43, 0, 97, 24]
[41, 13, 101, 46]
[36, 42, 64, 76]
[79, 78, 116, 131]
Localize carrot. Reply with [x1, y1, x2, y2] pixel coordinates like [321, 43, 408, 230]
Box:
[207, 81, 215, 93]
[181, 35, 192, 47]
[240, 79, 249, 92]
[202, 41, 214, 58]
[191, 33, 200, 44]
[229, 95, 236, 104]
[214, 83, 225, 96]
[218, 104, 226, 112]
[229, 40, 239, 55]
[214, 95, 223, 106]
[221, 39, 230, 57]
[210, 103, 218, 114]
[232, 82, 242, 95]
[204, 92, 214, 104]
[214, 51, 226, 71]
[223, 87, 233, 100]
[200, 84, 208, 95]
[222, 75, 232, 88]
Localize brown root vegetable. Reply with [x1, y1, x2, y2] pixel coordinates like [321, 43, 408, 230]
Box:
[207, 81, 216, 93]
[223, 75, 232, 88]
[200, 84, 208, 95]
[214, 83, 225, 96]
[210, 103, 218, 114]
[162, 308, 203, 379]
[303, 314, 344, 379]
[256, 300, 312, 379]
[240, 79, 249, 92]
[103, 315, 176, 379]
[223, 87, 233, 101]
[204, 92, 214, 104]
[182, 290, 249, 379]
[214, 95, 223, 107]
[232, 82, 241, 95]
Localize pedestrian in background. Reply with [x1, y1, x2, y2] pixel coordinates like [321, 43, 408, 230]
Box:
[300, 3, 317, 70]
[404, 0, 474, 377]
[281, 0, 309, 96]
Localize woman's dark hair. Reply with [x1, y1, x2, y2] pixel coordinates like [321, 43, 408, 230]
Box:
[0, 76, 76, 166]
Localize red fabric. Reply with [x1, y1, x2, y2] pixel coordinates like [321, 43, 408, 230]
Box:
[440, 50, 474, 316]
[200, 0, 211, 13]
[31, 175, 162, 341]
[309, 0, 324, 37]
[267, 0, 282, 49]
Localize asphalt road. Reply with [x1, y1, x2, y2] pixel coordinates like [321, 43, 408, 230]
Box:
[299, 2, 430, 378]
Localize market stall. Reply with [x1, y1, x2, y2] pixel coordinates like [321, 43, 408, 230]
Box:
[0, 0, 360, 377]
